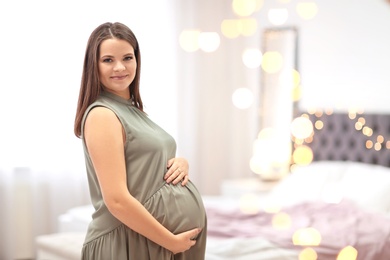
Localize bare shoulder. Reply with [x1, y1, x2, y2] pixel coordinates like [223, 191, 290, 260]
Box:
[84, 106, 122, 136]
[87, 106, 117, 121]
[86, 107, 119, 123]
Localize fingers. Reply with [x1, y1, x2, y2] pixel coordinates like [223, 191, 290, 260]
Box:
[165, 167, 187, 185]
[166, 158, 175, 168]
[181, 175, 189, 186]
[172, 228, 202, 254]
[165, 158, 189, 185]
[190, 228, 202, 240]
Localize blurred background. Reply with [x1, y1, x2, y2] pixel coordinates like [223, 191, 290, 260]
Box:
[0, 0, 390, 259]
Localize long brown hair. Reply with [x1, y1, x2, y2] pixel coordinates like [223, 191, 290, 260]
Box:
[74, 22, 143, 138]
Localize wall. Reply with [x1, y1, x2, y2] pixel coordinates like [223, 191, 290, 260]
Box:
[296, 0, 390, 112]
[174, 0, 260, 194]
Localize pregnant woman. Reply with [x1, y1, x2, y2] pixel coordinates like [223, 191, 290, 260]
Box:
[73, 22, 207, 260]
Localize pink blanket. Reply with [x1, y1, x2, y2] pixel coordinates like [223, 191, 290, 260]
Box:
[206, 200, 390, 260]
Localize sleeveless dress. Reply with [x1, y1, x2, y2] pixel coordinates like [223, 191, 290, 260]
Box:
[80, 91, 207, 260]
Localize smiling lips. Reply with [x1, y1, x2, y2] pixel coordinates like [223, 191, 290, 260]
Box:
[111, 75, 128, 80]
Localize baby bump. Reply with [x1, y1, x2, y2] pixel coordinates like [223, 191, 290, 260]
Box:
[143, 181, 206, 234]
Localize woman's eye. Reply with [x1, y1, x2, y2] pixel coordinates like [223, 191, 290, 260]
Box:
[124, 56, 133, 61]
[102, 58, 112, 63]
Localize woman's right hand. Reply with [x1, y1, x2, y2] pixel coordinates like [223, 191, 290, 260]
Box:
[168, 228, 202, 254]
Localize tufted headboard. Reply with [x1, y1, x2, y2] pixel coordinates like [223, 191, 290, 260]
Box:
[304, 112, 390, 167]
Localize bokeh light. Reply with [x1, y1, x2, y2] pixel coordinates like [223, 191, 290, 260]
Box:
[348, 111, 357, 120]
[239, 193, 260, 214]
[292, 227, 321, 246]
[250, 128, 292, 179]
[299, 247, 318, 260]
[268, 8, 289, 25]
[279, 69, 302, 102]
[362, 126, 373, 136]
[179, 30, 200, 52]
[296, 2, 319, 20]
[325, 108, 334, 115]
[314, 120, 323, 130]
[198, 32, 220, 52]
[239, 18, 258, 36]
[272, 212, 291, 229]
[232, 87, 254, 109]
[221, 18, 257, 38]
[257, 127, 274, 140]
[337, 246, 358, 260]
[291, 116, 314, 139]
[314, 110, 323, 117]
[305, 135, 313, 144]
[279, 69, 301, 88]
[292, 85, 302, 101]
[263, 201, 281, 214]
[232, 0, 257, 16]
[357, 117, 366, 125]
[255, 0, 264, 11]
[292, 145, 313, 165]
[221, 19, 241, 39]
[242, 48, 263, 68]
[261, 51, 283, 73]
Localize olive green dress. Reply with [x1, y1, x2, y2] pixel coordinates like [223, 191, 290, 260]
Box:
[80, 91, 207, 260]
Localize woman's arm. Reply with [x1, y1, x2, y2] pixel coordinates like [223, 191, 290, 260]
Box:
[84, 107, 201, 254]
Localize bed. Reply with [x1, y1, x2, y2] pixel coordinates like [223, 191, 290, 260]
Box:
[205, 161, 390, 260]
[204, 111, 390, 260]
[36, 112, 390, 260]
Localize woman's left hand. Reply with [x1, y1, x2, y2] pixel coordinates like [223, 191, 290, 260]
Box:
[165, 157, 189, 186]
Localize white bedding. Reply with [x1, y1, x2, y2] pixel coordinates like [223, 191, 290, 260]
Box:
[205, 237, 299, 260]
[53, 161, 390, 259]
[267, 161, 390, 214]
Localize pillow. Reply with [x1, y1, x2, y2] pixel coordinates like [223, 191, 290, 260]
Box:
[340, 162, 390, 213]
[266, 161, 390, 214]
[266, 161, 349, 207]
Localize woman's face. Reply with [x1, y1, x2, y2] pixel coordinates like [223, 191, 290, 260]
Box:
[98, 38, 137, 99]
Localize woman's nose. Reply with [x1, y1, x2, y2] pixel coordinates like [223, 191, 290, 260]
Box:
[114, 62, 126, 72]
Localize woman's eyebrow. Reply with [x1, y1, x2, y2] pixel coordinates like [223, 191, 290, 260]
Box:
[100, 54, 114, 58]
